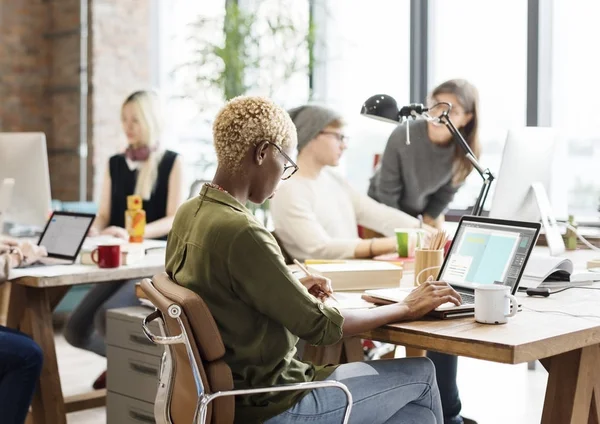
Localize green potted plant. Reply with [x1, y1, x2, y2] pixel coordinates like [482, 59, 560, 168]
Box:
[182, 0, 317, 226]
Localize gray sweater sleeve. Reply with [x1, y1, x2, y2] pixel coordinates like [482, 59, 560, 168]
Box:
[371, 129, 404, 209]
[424, 178, 459, 218]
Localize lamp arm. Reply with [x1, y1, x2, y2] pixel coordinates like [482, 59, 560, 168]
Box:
[438, 111, 495, 216]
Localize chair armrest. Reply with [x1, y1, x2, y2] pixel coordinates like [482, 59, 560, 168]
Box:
[142, 309, 184, 346]
[202, 380, 353, 424]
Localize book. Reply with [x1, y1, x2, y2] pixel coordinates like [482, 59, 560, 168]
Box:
[373, 253, 415, 271]
[306, 260, 403, 291]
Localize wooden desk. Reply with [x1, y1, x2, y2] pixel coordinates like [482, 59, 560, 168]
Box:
[6, 254, 165, 424]
[310, 249, 600, 424]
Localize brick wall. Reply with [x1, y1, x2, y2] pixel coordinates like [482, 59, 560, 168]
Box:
[0, 0, 51, 132]
[0, 0, 151, 202]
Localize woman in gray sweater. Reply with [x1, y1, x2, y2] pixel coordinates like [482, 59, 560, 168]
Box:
[368, 79, 481, 229]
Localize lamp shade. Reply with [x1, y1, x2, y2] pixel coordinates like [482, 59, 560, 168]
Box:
[360, 94, 401, 123]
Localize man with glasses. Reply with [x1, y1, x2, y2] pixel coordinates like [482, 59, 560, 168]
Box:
[271, 104, 425, 262]
[270, 104, 477, 424]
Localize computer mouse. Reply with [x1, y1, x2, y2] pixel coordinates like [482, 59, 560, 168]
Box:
[526, 287, 551, 297]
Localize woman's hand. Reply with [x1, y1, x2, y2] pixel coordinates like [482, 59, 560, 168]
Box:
[100, 226, 129, 240]
[401, 278, 462, 320]
[299, 274, 334, 301]
[87, 226, 100, 237]
[15, 241, 47, 267]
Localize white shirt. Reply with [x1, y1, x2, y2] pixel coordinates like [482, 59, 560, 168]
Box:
[270, 169, 419, 261]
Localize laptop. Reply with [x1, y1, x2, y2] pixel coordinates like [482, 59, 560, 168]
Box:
[365, 216, 541, 319]
[35, 211, 96, 265]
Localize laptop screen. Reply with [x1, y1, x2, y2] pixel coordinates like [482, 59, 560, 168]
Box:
[38, 212, 95, 259]
[439, 217, 540, 292]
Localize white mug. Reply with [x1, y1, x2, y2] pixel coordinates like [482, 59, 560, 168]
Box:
[474, 285, 518, 324]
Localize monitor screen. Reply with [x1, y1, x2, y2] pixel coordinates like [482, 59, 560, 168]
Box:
[440, 219, 538, 290]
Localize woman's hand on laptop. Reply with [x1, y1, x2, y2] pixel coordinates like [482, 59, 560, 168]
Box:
[100, 226, 129, 240]
[16, 241, 47, 267]
[401, 279, 462, 320]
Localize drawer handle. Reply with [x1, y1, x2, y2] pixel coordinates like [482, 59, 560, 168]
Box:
[130, 333, 156, 347]
[129, 409, 156, 423]
[129, 361, 159, 376]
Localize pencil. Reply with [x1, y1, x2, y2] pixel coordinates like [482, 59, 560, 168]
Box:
[293, 259, 339, 303]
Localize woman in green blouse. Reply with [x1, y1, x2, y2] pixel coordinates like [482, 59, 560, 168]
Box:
[165, 96, 462, 424]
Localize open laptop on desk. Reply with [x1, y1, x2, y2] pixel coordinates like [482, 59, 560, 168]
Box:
[34, 211, 95, 265]
[365, 216, 541, 318]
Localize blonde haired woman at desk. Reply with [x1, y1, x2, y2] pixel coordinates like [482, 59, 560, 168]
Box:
[64, 90, 185, 389]
[0, 238, 47, 424]
[166, 96, 462, 424]
[271, 104, 476, 424]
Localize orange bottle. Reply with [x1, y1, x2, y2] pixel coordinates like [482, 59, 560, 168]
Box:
[125, 195, 146, 243]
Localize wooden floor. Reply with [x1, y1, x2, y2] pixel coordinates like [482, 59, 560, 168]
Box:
[55, 334, 106, 424]
[56, 334, 548, 424]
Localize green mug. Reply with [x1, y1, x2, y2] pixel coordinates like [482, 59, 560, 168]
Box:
[395, 228, 424, 258]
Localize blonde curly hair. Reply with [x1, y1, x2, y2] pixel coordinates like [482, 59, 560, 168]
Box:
[213, 96, 297, 171]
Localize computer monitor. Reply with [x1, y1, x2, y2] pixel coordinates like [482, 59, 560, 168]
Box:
[489, 127, 567, 255]
[0, 133, 52, 229]
[490, 127, 568, 220]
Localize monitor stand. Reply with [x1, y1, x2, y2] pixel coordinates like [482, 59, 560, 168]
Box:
[531, 182, 565, 256]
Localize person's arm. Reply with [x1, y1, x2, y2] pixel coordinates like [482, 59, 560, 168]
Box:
[341, 280, 462, 336]
[372, 127, 405, 209]
[423, 178, 459, 222]
[90, 167, 111, 235]
[270, 182, 360, 260]
[144, 156, 185, 239]
[229, 224, 344, 346]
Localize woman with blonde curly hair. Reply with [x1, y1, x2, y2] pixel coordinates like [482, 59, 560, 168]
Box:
[166, 96, 462, 424]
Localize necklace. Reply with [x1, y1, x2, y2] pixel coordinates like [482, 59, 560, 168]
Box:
[205, 182, 229, 195]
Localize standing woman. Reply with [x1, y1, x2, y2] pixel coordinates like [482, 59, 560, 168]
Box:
[64, 90, 185, 388]
[368, 79, 480, 229]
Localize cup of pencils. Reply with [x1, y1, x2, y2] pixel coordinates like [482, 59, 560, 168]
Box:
[413, 231, 449, 286]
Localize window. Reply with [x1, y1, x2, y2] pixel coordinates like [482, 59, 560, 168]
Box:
[156, 0, 310, 191]
[156, 0, 226, 189]
[315, 0, 410, 193]
[551, 0, 600, 219]
[429, 0, 528, 210]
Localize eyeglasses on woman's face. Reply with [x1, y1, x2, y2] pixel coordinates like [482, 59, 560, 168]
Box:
[268, 142, 298, 180]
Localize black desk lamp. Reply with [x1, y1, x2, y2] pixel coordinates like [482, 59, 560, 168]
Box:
[361, 94, 494, 217]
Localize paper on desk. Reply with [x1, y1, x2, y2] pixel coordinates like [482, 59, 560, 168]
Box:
[8, 264, 91, 279]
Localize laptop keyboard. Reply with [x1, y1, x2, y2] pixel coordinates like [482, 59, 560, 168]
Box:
[460, 293, 475, 305]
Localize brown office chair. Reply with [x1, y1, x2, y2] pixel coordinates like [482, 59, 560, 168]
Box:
[140, 273, 353, 424]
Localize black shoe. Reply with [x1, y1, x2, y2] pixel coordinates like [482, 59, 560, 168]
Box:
[462, 418, 478, 424]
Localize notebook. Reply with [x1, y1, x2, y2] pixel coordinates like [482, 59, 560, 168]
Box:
[306, 260, 403, 291]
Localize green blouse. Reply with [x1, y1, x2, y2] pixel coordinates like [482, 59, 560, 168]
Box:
[165, 185, 344, 423]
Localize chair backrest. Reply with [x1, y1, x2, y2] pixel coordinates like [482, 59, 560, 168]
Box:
[141, 273, 235, 424]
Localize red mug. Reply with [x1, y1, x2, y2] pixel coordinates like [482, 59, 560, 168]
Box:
[91, 244, 121, 268]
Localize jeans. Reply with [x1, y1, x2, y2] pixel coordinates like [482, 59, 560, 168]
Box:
[265, 358, 443, 424]
[0, 325, 43, 424]
[428, 352, 463, 424]
[295, 341, 463, 424]
[63, 279, 139, 357]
